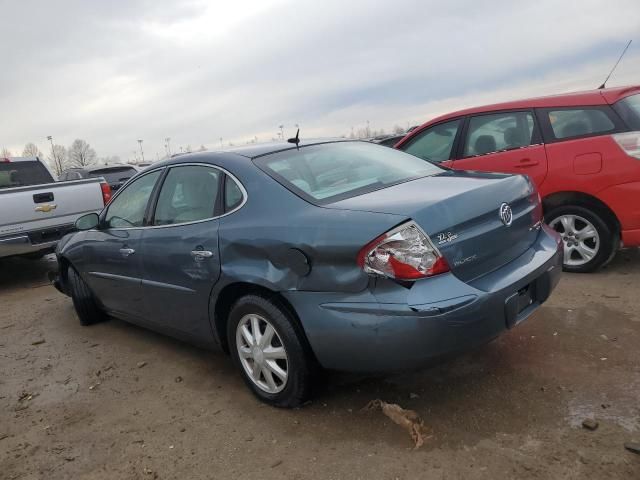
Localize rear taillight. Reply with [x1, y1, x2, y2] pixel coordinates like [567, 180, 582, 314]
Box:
[357, 221, 450, 281]
[613, 131, 640, 159]
[100, 182, 112, 205]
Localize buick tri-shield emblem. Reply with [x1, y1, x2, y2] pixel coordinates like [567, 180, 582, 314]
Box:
[499, 203, 513, 226]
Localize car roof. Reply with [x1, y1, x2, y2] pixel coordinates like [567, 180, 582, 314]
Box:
[148, 138, 351, 170]
[423, 85, 640, 126]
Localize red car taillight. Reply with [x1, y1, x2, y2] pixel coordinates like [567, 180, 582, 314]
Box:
[100, 182, 112, 205]
[357, 221, 450, 281]
[612, 131, 640, 159]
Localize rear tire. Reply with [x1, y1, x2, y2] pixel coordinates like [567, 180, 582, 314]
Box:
[545, 205, 616, 273]
[227, 295, 312, 408]
[67, 267, 107, 326]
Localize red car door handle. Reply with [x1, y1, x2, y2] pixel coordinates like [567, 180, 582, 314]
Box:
[516, 158, 539, 168]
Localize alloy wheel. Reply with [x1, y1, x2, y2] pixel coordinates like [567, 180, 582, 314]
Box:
[549, 214, 600, 267]
[235, 313, 289, 394]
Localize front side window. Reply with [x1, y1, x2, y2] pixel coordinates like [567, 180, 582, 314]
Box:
[401, 120, 460, 162]
[256, 141, 442, 204]
[105, 170, 161, 228]
[464, 111, 535, 157]
[548, 108, 615, 139]
[153, 165, 220, 225]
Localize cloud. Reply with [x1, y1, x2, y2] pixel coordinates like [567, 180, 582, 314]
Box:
[1, 0, 639, 160]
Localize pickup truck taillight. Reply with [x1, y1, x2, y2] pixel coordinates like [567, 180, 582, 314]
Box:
[612, 131, 640, 159]
[357, 221, 450, 280]
[100, 182, 112, 205]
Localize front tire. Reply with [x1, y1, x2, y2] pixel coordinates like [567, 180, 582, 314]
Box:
[67, 267, 107, 326]
[545, 205, 616, 273]
[227, 295, 312, 408]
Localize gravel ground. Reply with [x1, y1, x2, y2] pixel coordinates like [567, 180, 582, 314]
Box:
[1, 251, 639, 479]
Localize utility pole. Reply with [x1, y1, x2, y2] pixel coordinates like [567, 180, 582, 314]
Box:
[279, 125, 284, 140]
[165, 137, 171, 156]
[219, 137, 223, 149]
[137, 139, 145, 163]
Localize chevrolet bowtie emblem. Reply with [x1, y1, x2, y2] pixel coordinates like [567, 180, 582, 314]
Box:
[35, 204, 57, 213]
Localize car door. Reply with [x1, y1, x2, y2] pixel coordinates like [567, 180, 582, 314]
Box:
[397, 119, 462, 168]
[82, 169, 163, 318]
[452, 110, 548, 187]
[139, 164, 225, 339]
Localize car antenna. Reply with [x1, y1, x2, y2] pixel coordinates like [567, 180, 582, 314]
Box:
[287, 129, 300, 150]
[598, 39, 632, 89]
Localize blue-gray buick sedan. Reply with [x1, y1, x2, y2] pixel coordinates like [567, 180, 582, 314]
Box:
[52, 139, 562, 407]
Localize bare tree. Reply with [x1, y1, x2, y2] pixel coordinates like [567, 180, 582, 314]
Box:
[23, 143, 43, 158]
[68, 139, 97, 167]
[1, 147, 13, 158]
[393, 124, 405, 135]
[198, 145, 207, 152]
[48, 145, 68, 177]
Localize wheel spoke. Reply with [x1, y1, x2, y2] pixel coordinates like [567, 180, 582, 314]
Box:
[266, 360, 287, 381]
[262, 367, 277, 391]
[560, 216, 575, 234]
[251, 361, 262, 381]
[250, 316, 262, 346]
[241, 325, 254, 346]
[239, 346, 252, 359]
[260, 324, 275, 348]
[576, 226, 597, 241]
[263, 346, 286, 360]
[576, 243, 596, 261]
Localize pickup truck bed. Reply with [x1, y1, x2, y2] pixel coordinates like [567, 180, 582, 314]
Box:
[1, 157, 107, 259]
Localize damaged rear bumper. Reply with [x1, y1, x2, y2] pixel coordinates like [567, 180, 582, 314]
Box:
[283, 226, 563, 373]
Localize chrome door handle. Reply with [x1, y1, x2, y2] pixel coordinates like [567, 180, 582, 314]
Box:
[119, 248, 135, 257]
[191, 250, 213, 260]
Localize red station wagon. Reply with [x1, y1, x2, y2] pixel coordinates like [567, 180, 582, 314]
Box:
[396, 86, 640, 272]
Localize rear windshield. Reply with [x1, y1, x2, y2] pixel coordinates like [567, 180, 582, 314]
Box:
[0, 161, 54, 189]
[255, 142, 442, 204]
[614, 93, 640, 130]
[89, 166, 137, 183]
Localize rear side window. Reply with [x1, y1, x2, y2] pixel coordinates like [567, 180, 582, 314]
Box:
[153, 165, 220, 225]
[614, 93, 640, 130]
[547, 108, 615, 139]
[0, 161, 54, 189]
[464, 111, 535, 157]
[224, 175, 244, 212]
[401, 119, 460, 162]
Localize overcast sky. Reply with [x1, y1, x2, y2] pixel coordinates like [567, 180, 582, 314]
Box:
[1, 0, 639, 162]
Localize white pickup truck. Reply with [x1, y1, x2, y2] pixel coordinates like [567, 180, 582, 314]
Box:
[0, 156, 111, 259]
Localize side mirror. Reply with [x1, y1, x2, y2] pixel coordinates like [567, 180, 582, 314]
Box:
[75, 213, 100, 231]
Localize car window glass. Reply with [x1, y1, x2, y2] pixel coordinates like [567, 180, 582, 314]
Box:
[464, 111, 534, 157]
[105, 171, 161, 228]
[548, 108, 615, 139]
[154, 165, 220, 225]
[257, 142, 442, 203]
[614, 93, 640, 130]
[402, 120, 460, 162]
[224, 175, 244, 212]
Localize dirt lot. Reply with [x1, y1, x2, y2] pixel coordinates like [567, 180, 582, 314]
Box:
[1, 252, 639, 479]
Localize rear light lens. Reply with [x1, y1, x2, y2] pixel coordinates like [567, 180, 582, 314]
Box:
[613, 131, 640, 159]
[100, 182, 112, 205]
[357, 221, 450, 280]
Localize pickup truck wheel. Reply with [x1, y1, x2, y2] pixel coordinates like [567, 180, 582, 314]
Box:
[546, 205, 615, 273]
[227, 295, 312, 408]
[67, 267, 107, 326]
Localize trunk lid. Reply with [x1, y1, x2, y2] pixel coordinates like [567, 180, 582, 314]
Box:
[326, 171, 542, 282]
